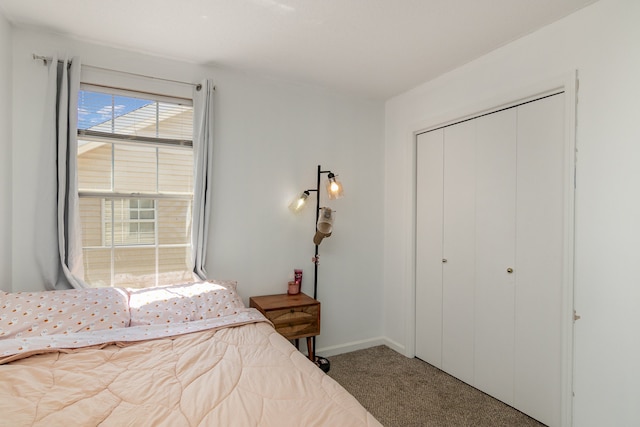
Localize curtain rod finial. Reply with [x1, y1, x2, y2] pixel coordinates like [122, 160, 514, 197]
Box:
[32, 53, 48, 65]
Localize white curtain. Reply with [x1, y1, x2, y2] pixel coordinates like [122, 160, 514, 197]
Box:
[191, 79, 215, 279]
[36, 55, 85, 290]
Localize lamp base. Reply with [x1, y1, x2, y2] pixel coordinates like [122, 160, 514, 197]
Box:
[314, 355, 331, 373]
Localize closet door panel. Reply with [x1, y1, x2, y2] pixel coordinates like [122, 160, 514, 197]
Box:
[514, 94, 565, 427]
[442, 120, 476, 385]
[415, 130, 444, 368]
[474, 109, 517, 404]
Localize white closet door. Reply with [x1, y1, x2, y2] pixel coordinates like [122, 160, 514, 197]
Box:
[514, 94, 565, 427]
[473, 109, 517, 404]
[415, 130, 444, 368]
[442, 120, 476, 385]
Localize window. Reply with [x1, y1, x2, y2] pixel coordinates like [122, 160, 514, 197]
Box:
[127, 199, 156, 243]
[101, 199, 155, 246]
[77, 85, 194, 288]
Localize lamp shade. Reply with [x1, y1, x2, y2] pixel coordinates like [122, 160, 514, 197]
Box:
[326, 173, 344, 200]
[289, 191, 310, 213]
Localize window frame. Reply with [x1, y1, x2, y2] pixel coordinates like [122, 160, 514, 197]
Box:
[128, 198, 156, 243]
[77, 83, 195, 288]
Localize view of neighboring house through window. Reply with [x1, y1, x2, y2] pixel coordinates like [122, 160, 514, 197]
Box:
[77, 85, 194, 288]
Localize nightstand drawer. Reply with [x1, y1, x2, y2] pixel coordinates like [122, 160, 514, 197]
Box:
[267, 305, 319, 339]
[249, 293, 321, 362]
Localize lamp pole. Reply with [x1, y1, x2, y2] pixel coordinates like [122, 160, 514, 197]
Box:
[308, 164, 333, 372]
[309, 164, 332, 300]
[313, 164, 322, 299]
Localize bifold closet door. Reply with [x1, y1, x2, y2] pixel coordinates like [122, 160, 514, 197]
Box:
[415, 120, 478, 385]
[415, 129, 444, 368]
[514, 94, 565, 427]
[441, 120, 476, 385]
[473, 109, 517, 405]
[415, 92, 566, 427]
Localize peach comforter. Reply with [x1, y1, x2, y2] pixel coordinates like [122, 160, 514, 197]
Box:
[0, 319, 381, 426]
[0, 282, 381, 426]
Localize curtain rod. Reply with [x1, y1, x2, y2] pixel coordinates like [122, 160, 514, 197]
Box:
[32, 54, 203, 91]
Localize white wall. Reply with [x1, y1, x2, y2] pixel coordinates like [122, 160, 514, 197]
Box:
[10, 26, 385, 355]
[0, 11, 11, 293]
[384, 0, 640, 426]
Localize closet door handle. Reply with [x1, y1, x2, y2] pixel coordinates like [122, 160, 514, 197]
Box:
[442, 259, 448, 263]
[506, 268, 513, 273]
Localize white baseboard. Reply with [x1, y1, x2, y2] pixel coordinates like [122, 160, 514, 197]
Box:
[315, 336, 406, 358]
[379, 337, 406, 356]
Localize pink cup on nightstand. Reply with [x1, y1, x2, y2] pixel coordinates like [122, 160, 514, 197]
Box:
[288, 281, 300, 295]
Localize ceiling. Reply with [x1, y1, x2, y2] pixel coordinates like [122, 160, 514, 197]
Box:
[0, 0, 598, 99]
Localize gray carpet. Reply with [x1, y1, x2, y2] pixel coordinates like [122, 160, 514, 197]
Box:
[327, 345, 546, 427]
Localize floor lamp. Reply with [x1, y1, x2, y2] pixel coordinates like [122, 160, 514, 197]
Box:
[289, 164, 344, 372]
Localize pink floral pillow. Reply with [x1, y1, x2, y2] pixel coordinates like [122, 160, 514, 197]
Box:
[127, 285, 196, 326]
[127, 280, 244, 326]
[192, 280, 244, 320]
[0, 288, 130, 339]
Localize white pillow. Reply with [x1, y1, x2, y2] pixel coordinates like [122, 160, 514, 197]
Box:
[127, 280, 244, 326]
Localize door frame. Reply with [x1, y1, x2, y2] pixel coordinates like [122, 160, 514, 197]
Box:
[407, 71, 577, 427]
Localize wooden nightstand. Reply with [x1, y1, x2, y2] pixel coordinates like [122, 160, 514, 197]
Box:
[249, 293, 320, 361]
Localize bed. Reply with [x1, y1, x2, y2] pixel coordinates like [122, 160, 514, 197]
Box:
[0, 281, 381, 426]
